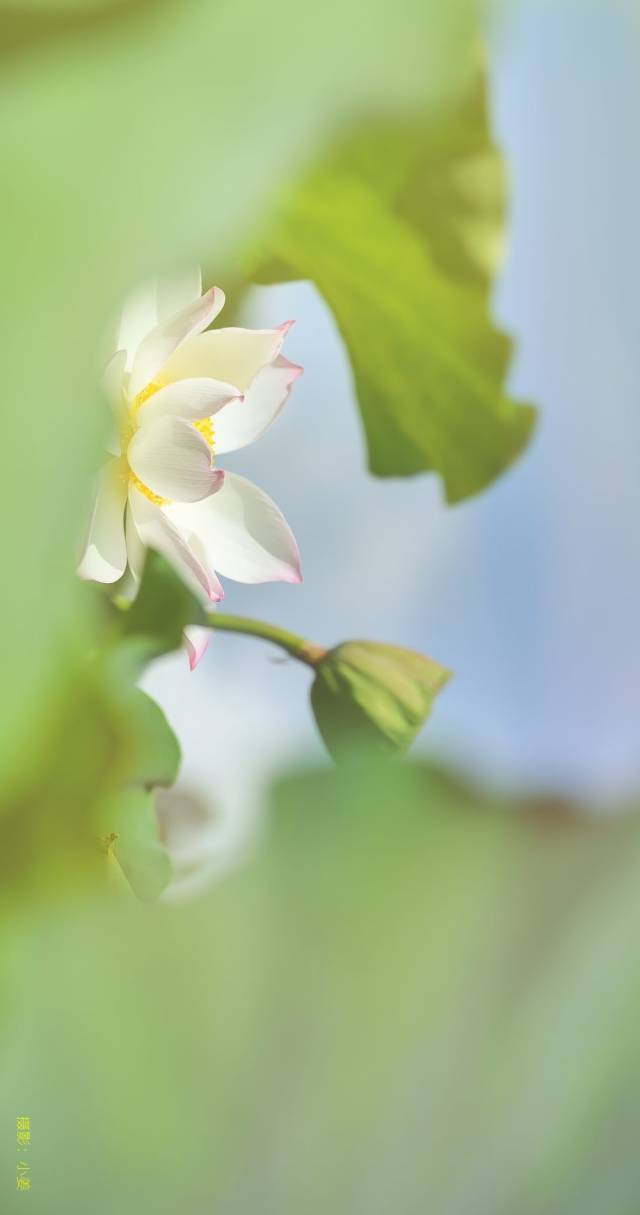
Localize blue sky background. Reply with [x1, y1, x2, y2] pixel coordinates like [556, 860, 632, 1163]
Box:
[144, 0, 640, 869]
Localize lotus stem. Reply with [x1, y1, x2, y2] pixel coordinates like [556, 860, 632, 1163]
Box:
[205, 612, 326, 668]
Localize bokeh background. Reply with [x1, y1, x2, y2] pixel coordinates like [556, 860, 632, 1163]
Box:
[3, 1, 640, 1212]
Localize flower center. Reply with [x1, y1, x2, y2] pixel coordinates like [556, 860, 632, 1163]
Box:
[122, 380, 216, 506]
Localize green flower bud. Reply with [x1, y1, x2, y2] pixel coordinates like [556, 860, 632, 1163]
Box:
[310, 640, 451, 763]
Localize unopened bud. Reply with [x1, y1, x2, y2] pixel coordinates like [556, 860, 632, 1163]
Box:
[310, 640, 451, 763]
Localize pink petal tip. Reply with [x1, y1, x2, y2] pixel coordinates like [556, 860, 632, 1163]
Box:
[183, 626, 211, 670]
[276, 354, 303, 382]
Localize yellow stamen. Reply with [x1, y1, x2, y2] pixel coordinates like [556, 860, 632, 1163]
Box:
[194, 416, 216, 452]
[126, 380, 168, 502]
[132, 379, 162, 412]
[130, 473, 168, 506]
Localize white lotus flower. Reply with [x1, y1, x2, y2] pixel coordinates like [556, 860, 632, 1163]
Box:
[79, 270, 303, 662]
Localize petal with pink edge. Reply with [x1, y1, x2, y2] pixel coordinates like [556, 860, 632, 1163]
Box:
[214, 355, 302, 454]
[159, 324, 292, 394]
[129, 286, 225, 399]
[164, 471, 302, 585]
[78, 459, 128, 583]
[128, 487, 223, 603]
[127, 415, 224, 504]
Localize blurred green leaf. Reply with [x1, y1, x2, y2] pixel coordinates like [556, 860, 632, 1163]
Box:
[4, 762, 640, 1212]
[337, 71, 508, 289]
[0, 633, 180, 901]
[247, 71, 535, 500]
[119, 687, 180, 790]
[0, 0, 145, 12]
[100, 786, 172, 901]
[0, 653, 130, 894]
[0, 0, 161, 60]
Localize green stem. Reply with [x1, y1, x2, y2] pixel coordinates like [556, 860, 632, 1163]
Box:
[205, 612, 326, 668]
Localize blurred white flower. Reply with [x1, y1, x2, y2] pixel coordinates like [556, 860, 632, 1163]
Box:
[79, 269, 303, 662]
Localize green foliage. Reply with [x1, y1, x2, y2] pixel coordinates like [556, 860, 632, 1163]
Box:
[95, 600, 184, 896]
[0, 652, 132, 901]
[247, 71, 535, 501]
[119, 687, 181, 791]
[0, 639, 177, 903]
[310, 640, 451, 761]
[100, 787, 172, 902]
[340, 72, 507, 289]
[3, 762, 640, 1212]
[102, 677, 177, 899]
